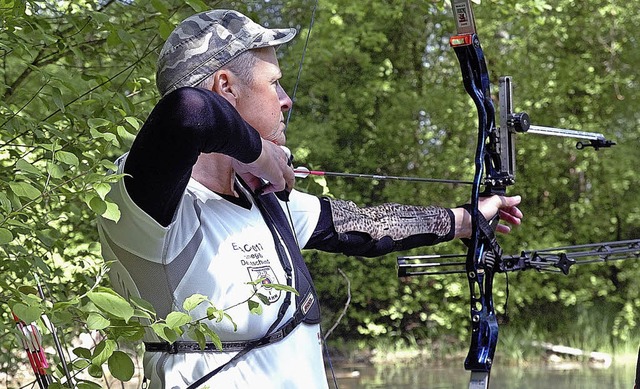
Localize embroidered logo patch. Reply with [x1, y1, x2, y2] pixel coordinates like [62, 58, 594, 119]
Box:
[248, 266, 280, 303]
[301, 293, 315, 315]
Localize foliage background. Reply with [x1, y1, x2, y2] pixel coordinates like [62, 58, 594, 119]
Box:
[0, 0, 638, 386]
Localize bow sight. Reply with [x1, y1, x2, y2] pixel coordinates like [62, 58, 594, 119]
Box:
[485, 75, 615, 190]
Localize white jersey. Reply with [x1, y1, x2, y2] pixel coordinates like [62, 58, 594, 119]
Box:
[98, 155, 328, 388]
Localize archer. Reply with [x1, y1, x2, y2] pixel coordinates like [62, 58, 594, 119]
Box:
[96, 8, 522, 388]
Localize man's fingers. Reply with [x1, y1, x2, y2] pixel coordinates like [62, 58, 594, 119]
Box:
[498, 195, 521, 208]
[495, 224, 512, 234]
[236, 139, 296, 195]
[498, 208, 522, 226]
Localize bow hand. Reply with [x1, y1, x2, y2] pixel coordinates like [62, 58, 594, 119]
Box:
[479, 195, 523, 234]
[454, 195, 522, 239]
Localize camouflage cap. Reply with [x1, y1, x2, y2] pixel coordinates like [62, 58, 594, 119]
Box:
[156, 9, 297, 96]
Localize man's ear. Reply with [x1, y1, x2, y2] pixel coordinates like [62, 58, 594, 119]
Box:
[212, 70, 238, 106]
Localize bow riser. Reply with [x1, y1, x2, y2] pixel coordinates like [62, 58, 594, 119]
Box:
[450, 1, 503, 385]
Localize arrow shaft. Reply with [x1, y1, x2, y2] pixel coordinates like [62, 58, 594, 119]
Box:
[294, 168, 473, 185]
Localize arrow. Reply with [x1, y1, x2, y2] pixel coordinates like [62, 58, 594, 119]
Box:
[293, 166, 474, 185]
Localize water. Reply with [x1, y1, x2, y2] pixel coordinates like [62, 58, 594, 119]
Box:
[329, 363, 636, 388]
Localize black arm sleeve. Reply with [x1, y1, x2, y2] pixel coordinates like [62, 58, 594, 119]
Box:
[123, 87, 262, 226]
[305, 197, 455, 257]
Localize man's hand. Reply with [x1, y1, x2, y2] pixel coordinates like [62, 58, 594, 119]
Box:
[478, 195, 523, 234]
[233, 138, 295, 194]
[454, 195, 523, 238]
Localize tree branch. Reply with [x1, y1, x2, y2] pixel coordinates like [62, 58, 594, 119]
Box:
[324, 269, 351, 340]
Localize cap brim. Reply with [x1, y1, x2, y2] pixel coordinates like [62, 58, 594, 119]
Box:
[249, 27, 297, 50]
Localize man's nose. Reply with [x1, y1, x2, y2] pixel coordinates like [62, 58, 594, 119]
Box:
[278, 83, 292, 111]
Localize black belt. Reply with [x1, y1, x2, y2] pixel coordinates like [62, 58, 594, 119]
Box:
[144, 317, 298, 354]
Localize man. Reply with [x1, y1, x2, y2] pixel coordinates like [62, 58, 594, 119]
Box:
[97, 9, 522, 388]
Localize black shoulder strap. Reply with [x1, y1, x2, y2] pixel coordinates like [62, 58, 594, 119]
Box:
[253, 191, 321, 324]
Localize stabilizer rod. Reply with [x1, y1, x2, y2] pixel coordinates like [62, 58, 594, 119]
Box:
[398, 239, 640, 277]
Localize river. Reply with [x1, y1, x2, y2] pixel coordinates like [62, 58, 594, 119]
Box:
[329, 362, 636, 388]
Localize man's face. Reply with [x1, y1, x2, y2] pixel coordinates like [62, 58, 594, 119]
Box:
[233, 47, 292, 146]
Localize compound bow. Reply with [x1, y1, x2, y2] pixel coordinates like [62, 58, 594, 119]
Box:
[393, 1, 634, 388]
[285, 1, 629, 386]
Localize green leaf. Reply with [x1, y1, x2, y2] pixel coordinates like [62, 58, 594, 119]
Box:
[40, 143, 63, 153]
[89, 196, 107, 216]
[124, 116, 140, 131]
[52, 297, 79, 311]
[165, 311, 192, 328]
[51, 86, 65, 113]
[93, 182, 111, 200]
[0, 228, 14, 245]
[199, 324, 223, 350]
[0, 192, 11, 212]
[90, 127, 120, 147]
[35, 228, 59, 248]
[55, 150, 79, 167]
[158, 19, 174, 40]
[73, 346, 92, 360]
[72, 359, 90, 371]
[87, 290, 134, 322]
[87, 363, 104, 378]
[116, 125, 133, 143]
[108, 350, 135, 381]
[150, 0, 168, 13]
[106, 28, 121, 47]
[86, 312, 110, 330]
[132, 308, 152, 320]
[17, 285, 38, 295]
[90, 10, 109, 24]
[9, 181, 41, 200]
[12, 303, 41, 323]
[46, 162, 65, 178]
[182, 294, 208, 312]
[130, 296, 156, 316]
[184, 0, 208, 12]
[224, 312, 237, 331]
[262, 283, 300, 295]
[151, 323, 179, 343]
[91, 338, 117, 366]
[16, 159, 42, 176]
[246, 277, 266, 286]
[248, 300, 262, 315]
[117, 29, 134, 47]
[206, 306, 223, 322]
[88, 118, 111, 128]
[101, 200, 121, 222]
[77, 381, 102, 389]
[100, 159, 118, 171]
[189, 325, 206, 350]
[107, 318, 146, 341]
[51, 308, 73, 325]
[256, 293, 270, 305]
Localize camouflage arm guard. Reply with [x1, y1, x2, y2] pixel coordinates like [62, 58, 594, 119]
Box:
[328, 198, 453, 241]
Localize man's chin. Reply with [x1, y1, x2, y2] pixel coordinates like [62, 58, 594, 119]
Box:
[274, 134, 286, 146]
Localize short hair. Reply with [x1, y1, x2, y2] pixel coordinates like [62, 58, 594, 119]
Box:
[195, 48, 263, 90]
